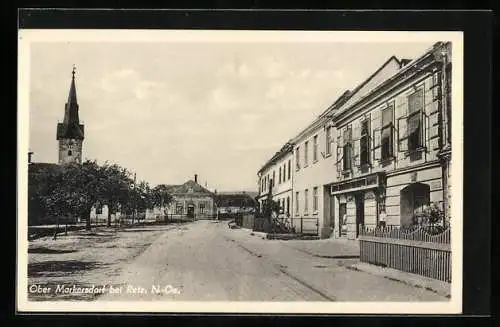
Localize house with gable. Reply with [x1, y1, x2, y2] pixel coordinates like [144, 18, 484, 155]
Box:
[149, 174, 217, 220]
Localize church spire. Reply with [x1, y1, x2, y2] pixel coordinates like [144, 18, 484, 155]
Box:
[57, 66, 84, 142]
[64, 65, 79, 125]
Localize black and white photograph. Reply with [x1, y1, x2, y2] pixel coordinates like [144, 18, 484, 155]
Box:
[17, 29, 463, 314]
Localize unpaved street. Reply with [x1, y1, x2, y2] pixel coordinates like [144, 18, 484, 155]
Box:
[98, 220, 447, 302]
[28, 220, 448, 302]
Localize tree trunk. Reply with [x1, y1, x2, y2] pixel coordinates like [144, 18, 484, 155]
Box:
[85, 208, 92, 230]
[107, 203, 113, 227]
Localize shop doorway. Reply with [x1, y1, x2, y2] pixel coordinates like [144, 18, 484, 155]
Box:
[338, 203, 347, 237]
[355, 194, 365, 237]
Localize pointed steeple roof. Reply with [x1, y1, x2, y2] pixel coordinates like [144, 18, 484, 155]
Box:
[67, 66, 78, 110]
[64, 65, 79, 125]
[57, 66, 85, 140]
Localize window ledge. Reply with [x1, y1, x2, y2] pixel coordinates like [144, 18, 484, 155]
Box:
[405, 147, 426, 156]
[313, 159, 319, 164]
[324, 152, 332, 159]
[312, 211, 319, 216]
[379, 156, 395, 165]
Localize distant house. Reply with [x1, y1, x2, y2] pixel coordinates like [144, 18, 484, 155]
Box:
[215, 192, 257, 217]
[148, 174, 216, 220]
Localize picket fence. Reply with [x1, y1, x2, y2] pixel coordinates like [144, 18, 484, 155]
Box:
[358, 225, 451, 282]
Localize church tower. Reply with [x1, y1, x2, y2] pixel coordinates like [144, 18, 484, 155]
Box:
[56, 66, 85, 164]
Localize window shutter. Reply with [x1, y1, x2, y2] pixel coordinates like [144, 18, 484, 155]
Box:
[336, 135, 343, 174]
[373, 128, 381, 161]
[366, 114, 372, 164]
[422, 110, 428, 151]
[353, 139, 360, 167]
[398, 116, 408, 152]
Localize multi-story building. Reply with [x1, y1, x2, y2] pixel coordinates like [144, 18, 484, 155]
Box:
[328, 41, 452, 239]
[291, 91, 352, 238]
[255, 41, 452, 241]
[257, 142, 294, 216]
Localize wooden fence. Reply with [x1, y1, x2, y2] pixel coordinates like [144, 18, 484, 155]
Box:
[253, 216, 319, 236]
[359, 225, 451, 282]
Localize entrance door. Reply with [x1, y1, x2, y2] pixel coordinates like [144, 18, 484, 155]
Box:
[355, 194, 365, 237]
[338, 203, 347, 237]
[187, 206, 195, 218]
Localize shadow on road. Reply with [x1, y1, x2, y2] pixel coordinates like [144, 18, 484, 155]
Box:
[28, 247, 77, 254]
[28, 260, 105, 278]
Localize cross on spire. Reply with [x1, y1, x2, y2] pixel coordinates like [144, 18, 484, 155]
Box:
[72, 64, 76, 78]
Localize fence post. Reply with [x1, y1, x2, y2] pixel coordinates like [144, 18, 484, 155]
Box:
[317, 218, 319, 236]
[300, 217, 303, 234]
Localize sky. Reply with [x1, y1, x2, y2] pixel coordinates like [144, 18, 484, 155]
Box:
[28, 39, 435, 191]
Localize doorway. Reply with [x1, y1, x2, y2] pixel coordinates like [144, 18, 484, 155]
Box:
[187, 205, 195, 218]
[338, 203, 347, 237]
[355, 193, 365, 237]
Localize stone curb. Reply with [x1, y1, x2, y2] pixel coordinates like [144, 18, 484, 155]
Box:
[286, 245, 360, 259]
[345, 262, 451, 298]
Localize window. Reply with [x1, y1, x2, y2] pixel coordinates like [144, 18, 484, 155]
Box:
[199, 203, 205, 214]
[287, 160, 291, 180]
[343, 127, 352, 171]
[381, 104, 394, 160]
[304, 141, 309, 166]
[68, 150, 72, 156]
[295, 192, 299, 213]
[360, 119, 371, 166]
[407, 89, 424, 151]
[304, 189, 309, 214]
[313, 135, 318, 162]
[326, 126, 332, 155]
[279, 167, 282, 184]
[313, 187, 318, 212]
[272, 171, 275, 188]
[176, 203, 183, 214]
[96, 203, 102, 215]
[296, 147, 300, 170]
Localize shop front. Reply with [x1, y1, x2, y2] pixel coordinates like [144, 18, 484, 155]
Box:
[330, 172, 387, 240]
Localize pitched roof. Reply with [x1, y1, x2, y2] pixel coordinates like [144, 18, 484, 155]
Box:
[258, 141, 295, 174]
[215, 193, 257, 207]
[158, 180, 214, 196]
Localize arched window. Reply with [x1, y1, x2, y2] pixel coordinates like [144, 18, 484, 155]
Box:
[400, 183, 430, 227]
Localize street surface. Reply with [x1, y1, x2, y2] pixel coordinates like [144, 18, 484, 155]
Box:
[98, 220, 447, 301]
[28, 220, 448, 302]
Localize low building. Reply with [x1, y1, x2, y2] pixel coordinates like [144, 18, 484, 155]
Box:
[156, 174, 217, 219]
[215, 192, 257, 216]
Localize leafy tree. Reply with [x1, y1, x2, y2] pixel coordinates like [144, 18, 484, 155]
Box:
[99, 162, 133, 226]
[151, 184, 174, 217]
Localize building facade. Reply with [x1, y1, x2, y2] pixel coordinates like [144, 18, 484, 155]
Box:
[160, 175, 217, 219]
[329, 42, 452, 239]
[257, 142, 294, 217]
[255, 41, 452, 240]
[215, 192, 257, 216]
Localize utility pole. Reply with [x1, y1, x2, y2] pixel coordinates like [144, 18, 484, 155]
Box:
[133, 172, 137, 224]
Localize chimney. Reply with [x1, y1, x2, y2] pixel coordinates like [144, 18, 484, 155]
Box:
[194, 174, 198, 183]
